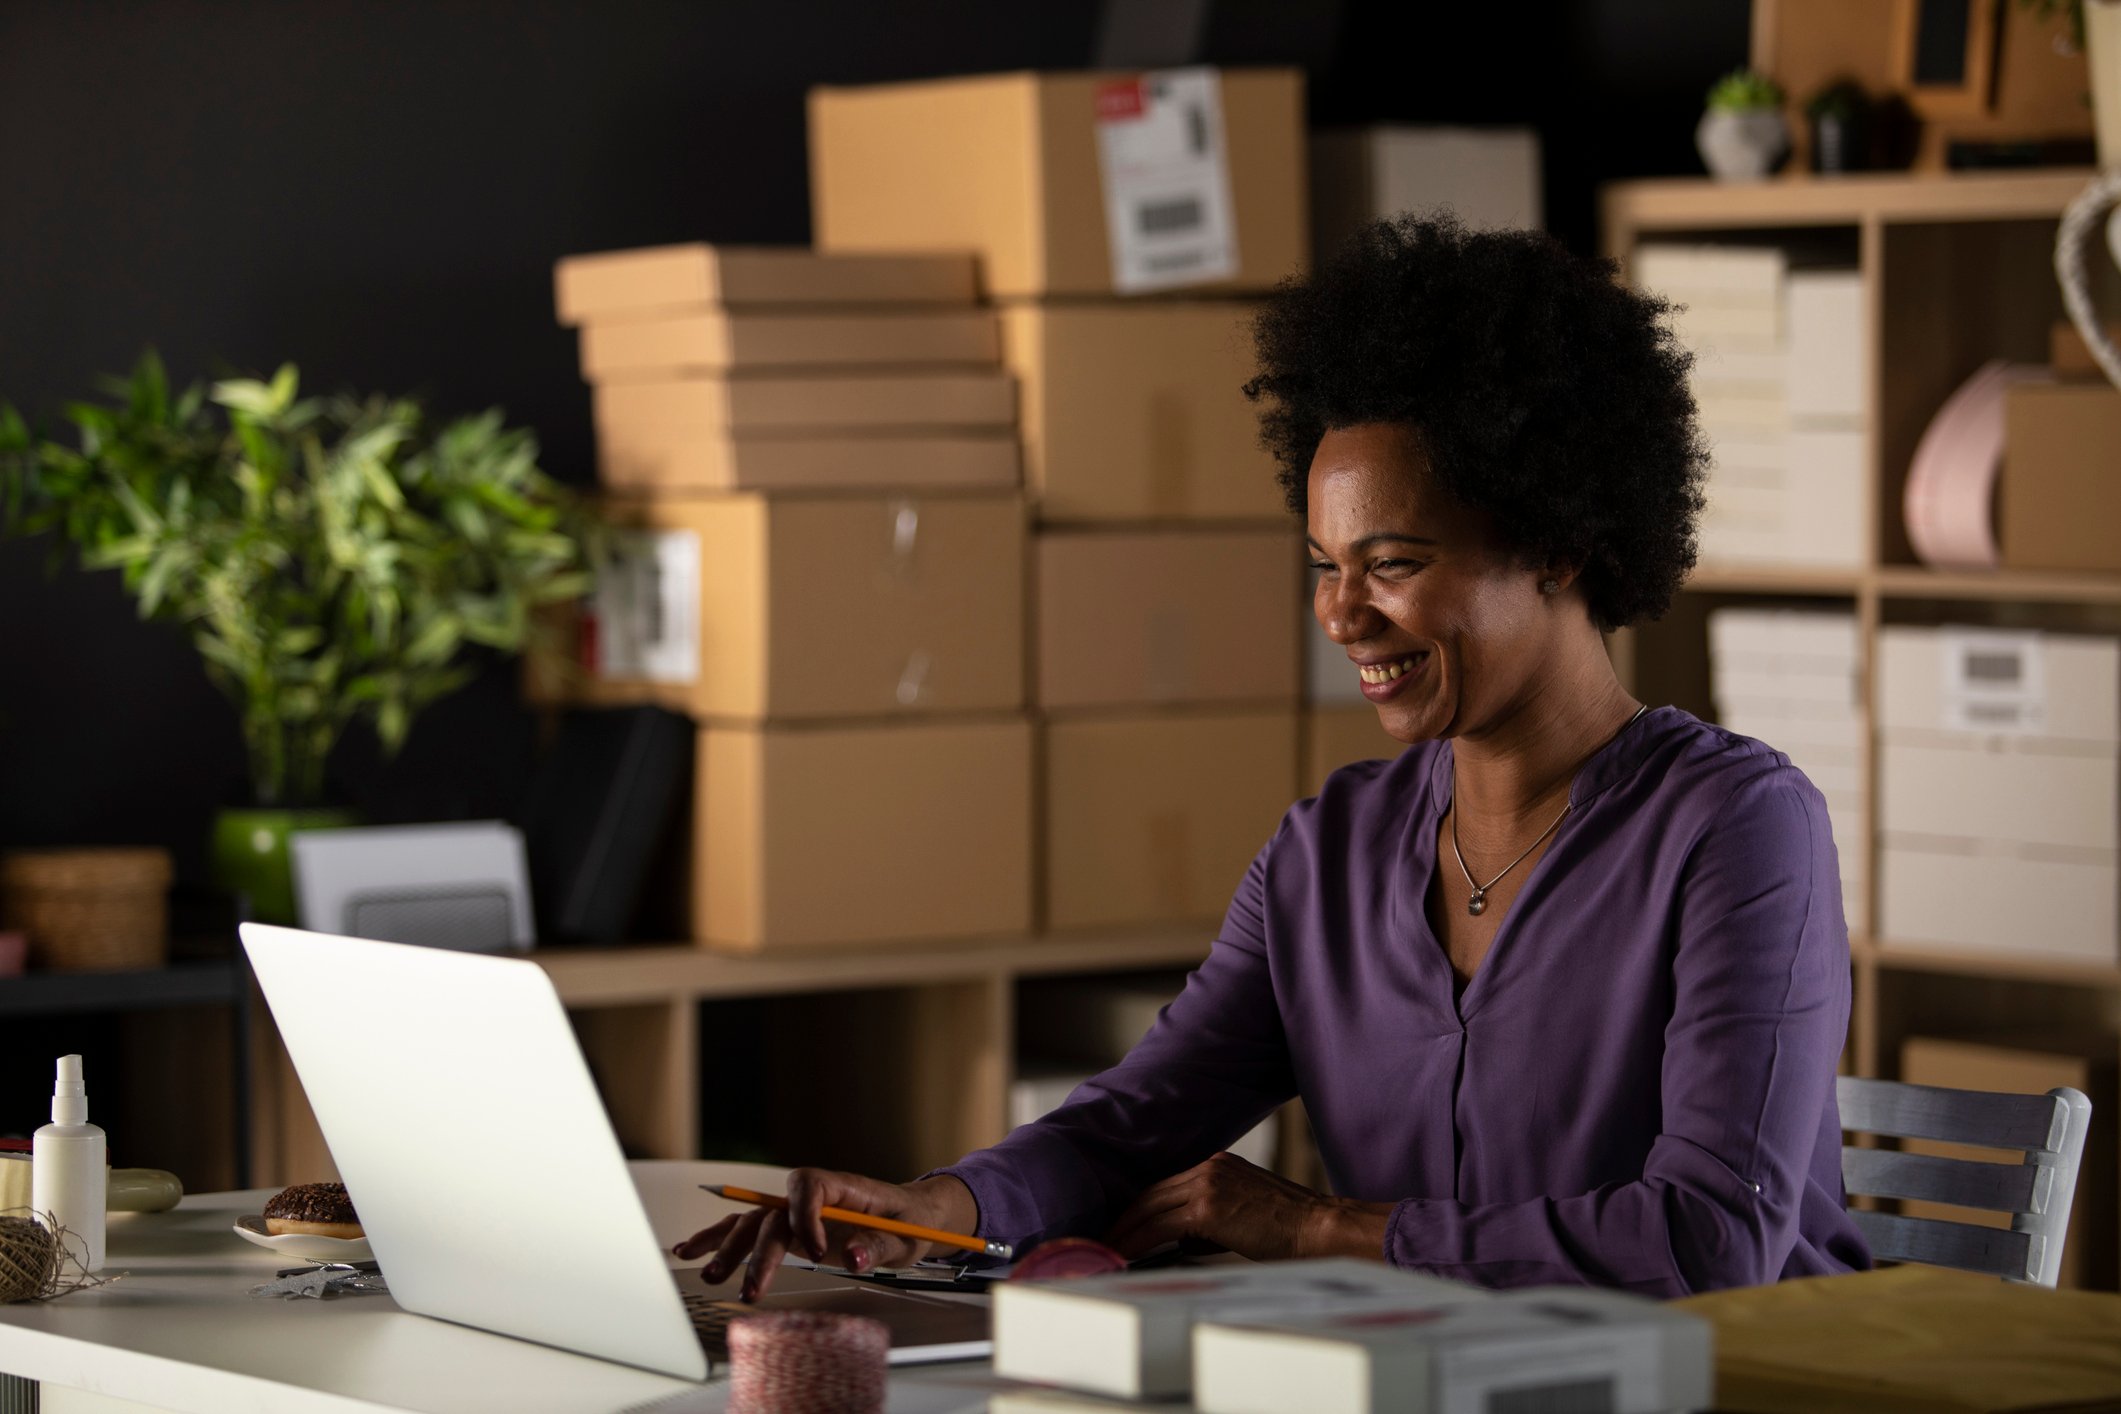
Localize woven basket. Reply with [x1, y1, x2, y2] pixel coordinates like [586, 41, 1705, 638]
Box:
[0, 848, 172, 972]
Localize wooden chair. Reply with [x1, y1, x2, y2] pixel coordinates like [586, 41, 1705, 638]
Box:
[1837, 1075, 2093, 1288]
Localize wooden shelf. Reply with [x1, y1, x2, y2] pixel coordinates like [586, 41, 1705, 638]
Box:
[1683, 565, 2121, 605]
[534, 925, 1215, 1007]
[1684, 564, 1864, 597]
[1856, 938, 2121, 990]
[1873, 566, 2121, 605]
[1603, 169, 2097, 240]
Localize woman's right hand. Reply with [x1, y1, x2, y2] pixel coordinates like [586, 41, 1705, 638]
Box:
[673, 1169, 979, 1302]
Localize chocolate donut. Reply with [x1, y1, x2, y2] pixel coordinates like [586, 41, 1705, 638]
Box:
[263, 1182, 362, 1239]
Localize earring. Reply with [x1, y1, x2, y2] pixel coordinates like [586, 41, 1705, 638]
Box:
[1539, 578, 1560, 595]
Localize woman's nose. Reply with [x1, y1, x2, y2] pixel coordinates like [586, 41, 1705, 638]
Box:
[1316, 579, 1377, 646]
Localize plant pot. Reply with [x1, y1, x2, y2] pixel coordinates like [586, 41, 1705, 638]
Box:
[210, 807, 358, 925]
[1810, 112, 1864, 174]
[2091, 0, 2121, 170]
[1697, 108, 1790, 182]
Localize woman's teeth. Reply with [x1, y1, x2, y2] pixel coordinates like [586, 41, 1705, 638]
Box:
[1359, 656, 1419, 685]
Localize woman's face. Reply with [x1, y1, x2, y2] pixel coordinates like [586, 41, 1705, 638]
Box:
[1306, 422, 1560, 744]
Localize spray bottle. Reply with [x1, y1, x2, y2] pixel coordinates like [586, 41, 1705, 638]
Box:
[32, 1055, 106, 1272]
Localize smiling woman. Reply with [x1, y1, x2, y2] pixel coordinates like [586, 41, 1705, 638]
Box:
[684, 215, 1871, 1301]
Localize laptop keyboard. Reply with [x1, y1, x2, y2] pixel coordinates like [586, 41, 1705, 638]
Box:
[681, 1290, 744, 1356]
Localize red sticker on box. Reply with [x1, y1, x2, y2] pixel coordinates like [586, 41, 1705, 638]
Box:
[1096, 78, 1147, 121]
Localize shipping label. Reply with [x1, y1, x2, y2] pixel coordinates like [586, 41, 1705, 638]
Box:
[1095, 68, 1239, 292]
[591, 529, 699, 684]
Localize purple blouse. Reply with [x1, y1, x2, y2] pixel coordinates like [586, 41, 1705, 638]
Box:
[942, 707, 1870, 1296]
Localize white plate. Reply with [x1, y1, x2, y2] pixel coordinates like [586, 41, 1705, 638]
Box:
[233, 1213, 373, 1264]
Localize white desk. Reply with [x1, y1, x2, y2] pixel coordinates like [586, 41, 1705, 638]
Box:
[0, 1163, 1001, 1414]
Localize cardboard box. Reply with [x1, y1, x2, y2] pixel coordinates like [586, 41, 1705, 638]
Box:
[578, 309, 1001, 380]
[1309, 126, 1541, 264]
[555, 494, 1025, 720]
[1000, 302, 1286, 521]
[1878, 627, 2120, 743]
[1044, 709, 1297, 930]
[1879, 835, 2116, 962]
[696, 717, 1032, 949]
[809, 69, 1306, 298]
[1036, 528, 1301, 709]
[1881, 733, 2117, 851]
[1303, 705, 1403, 795]
[1899, 1034, 2118, 1291]
[593, 370, 1016, 435]
[595, 430, 1020, 495]
[2053, 319, 2121, 380]
[554, 245, 979, 324]
[2003, 383, 2121, 575]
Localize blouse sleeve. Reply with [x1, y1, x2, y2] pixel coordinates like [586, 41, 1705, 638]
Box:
[1382, 767, 1850, 1296]
[934, 835, 1299, 1253]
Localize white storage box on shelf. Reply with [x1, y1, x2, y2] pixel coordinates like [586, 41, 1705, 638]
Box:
[1709, 608, 1867, 922]
[1633, 248, 1867, 570]
[1878, 626, 2121, 963]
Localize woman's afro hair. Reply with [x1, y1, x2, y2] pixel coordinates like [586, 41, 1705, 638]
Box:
[1245, 213, 1707, 631]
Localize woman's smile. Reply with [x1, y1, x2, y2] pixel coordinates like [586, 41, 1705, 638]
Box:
[1355, 652, 1427, 700]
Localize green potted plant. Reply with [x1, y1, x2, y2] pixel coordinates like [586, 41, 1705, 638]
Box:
[0, 354, 598, 921]
[1698, 69, 1790, 182]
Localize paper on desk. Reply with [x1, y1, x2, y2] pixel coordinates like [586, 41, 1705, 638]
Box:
[1673, 1264, 2121, 1413]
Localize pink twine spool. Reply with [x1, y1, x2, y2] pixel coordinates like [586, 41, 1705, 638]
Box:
[727, 1311, 887, 1414]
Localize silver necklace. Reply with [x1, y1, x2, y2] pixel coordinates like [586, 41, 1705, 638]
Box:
[1450, 704, 1647, 917]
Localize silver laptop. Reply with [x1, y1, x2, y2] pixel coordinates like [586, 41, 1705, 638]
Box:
[241, 922, 991, 1380]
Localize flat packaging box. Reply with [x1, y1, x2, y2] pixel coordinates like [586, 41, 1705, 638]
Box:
[594, 429, 1020, 496]
[1001, 301, 1286, 521]
[577, 308, 1001, 380]
[1785, 270, 1867, 423]
[1879, 834, 2117, 963]
[2003, 383, 2121, 575]
[553, 245, 979, 324]
[809, 68, 1307, 299]
[1044, 709, 1297, 931]
[1880, 731, 2117, 851]
[1192, 1288, 1713, 1414]
[554, 494, 1025, 720]
[1878, 627, 2120, 743]
[1900, 1033, 2117, 1290]
[1304, 705, 1404, 795]
[593, 370, 1015, 435]
[991, 1257, 1485, 1400]
[1037, 528, 1301, 709]
[694, 717, 1032, 950]
[1309, 126, 1542, 265]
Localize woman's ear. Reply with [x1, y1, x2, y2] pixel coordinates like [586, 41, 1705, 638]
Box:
[1536, 559, 1584, 598]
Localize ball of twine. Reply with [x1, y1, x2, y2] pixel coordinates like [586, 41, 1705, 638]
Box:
[727, 1310, 887, 1414]
[0, 1215, 62, 1302]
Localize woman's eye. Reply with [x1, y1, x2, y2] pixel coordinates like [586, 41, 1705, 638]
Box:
[1372, 558, 1422, 574]
[1307, 560, 1336, 574]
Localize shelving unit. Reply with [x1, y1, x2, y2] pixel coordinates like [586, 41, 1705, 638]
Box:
[1605, 168, 2121, 1289]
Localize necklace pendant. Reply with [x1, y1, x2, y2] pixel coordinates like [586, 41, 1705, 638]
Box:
[1466, 890, 1487, 917]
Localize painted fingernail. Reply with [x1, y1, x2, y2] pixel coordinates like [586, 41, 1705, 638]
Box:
[739, 1277, 757, 1302]
[703, 1260, 723, 1283]
[848, 1246, 869, 1272]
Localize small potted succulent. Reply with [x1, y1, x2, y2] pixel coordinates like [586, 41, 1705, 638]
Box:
[0, 355, 598, 921]
[1805, 81, 1869, 174]
[1697, 69, 1790, 182]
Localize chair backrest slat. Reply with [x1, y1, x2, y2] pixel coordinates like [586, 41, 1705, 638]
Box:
[1836, 1076, 2065, 1152]
[1840, 1145, 2043, 1215]
[1849, 1209, 2036, 1283]
[1836, 1077, 2092, 1288]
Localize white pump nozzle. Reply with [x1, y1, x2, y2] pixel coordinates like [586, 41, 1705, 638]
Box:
[51, 1054, 87, 1125]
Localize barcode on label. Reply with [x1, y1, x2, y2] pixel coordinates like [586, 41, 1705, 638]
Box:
[1962, 650, 2023, 684]
[1961, 700, 2026, 726]
[1137, 196, 1204, 235]
[1486, 1378, 1618, 1414]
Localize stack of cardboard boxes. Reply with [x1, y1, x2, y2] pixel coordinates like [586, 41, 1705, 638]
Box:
[810, 68, 1311, 934]
[1708, 609, 1867, 926]
[1631, 246, 1868, 570]
[1878, 625, 2120, 964]
[547, 244, 1034, 950]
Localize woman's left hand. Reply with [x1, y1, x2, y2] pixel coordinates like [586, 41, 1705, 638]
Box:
[1102, 1151, 1394, 1263]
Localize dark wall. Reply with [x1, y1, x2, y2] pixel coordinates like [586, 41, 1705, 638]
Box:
[0, 0, 1748, 879]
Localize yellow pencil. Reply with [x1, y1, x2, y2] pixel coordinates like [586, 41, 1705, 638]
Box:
[701, 1183, 1013, 1260]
